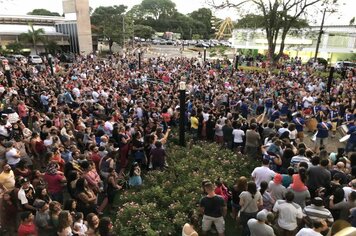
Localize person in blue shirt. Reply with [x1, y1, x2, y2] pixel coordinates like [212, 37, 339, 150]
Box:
[240, 99, 249, 119]
[270, 105, 280, 122]
[293, 113, 305, 142]
[313, 102, 322, 122]
[265, 97, 273, 118]
[346, 120, 356, 154]
[314, 116, 332, 152]
[280, 100, 290, 121]
[344, 109, 355, 129]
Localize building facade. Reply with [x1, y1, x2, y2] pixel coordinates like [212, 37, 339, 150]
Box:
[231, 25, 356, 63]
[0, 15, 70, 54]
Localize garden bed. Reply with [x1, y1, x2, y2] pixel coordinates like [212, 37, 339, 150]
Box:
[114, 143, 258, 235]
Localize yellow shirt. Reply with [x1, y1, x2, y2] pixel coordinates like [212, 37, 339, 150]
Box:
[0, 170, 15, 191]
[191, 116, 199, 129]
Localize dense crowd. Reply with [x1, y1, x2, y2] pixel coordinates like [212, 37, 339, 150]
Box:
[0, 50, 355, 236]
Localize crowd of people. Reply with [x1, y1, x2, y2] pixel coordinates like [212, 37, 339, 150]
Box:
[0, 48, 355, 236]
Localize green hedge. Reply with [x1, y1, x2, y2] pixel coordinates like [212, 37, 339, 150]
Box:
[114, 142, 257, 235]
[238, 66, 342, 79]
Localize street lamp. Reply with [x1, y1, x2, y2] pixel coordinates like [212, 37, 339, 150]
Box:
[179, 81, 186, 146]
[48, 54, 54, 76]
[203, 47, 207, 62]
[138, 49, 142, 70]
[235, 51, 240, 70]
[3, 60, 12, 87]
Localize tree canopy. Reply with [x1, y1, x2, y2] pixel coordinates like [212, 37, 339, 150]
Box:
[91, 5, 131, 52]
[141, 0, 176, 20]
[27, 8, 60, 16]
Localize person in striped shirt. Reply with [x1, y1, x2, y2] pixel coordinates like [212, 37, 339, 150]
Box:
[303, 197, 334, 227]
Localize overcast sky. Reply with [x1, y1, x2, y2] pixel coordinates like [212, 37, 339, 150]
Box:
[0, 0, 354, 25]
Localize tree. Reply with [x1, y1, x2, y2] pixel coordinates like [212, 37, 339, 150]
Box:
[189, 8, 213, 38]
[235, 14, 265, 28]
[91, 5, 131, 52]
[141, 0, 176, 20]
[134, 25, 155, 39]
[6, 42, 24, 54]
[19, 23, 45, 54]
[44, 39, 59, 54]
[209, 0, 334, 65]
[28, 8, 60, 16]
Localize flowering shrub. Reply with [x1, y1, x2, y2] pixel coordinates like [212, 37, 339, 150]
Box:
[114, 143, 258, 235]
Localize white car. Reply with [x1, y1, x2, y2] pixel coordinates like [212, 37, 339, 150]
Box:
[28, 55, 43, 64]
[335, 61, 355, 71]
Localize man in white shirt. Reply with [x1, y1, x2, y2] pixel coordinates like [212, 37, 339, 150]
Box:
[5, 141, 21, 168]
[232, 124, 245, 149]
[273, 191, 303, 236]
[296, 219, 328, 236]
[251, 158, 275, 188]
[92, 90, 100, 102]
[303, 93, 314, 108]
[343, 179, 356, 201]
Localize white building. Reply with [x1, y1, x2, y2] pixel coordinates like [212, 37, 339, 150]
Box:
[231, 25, 356, 63]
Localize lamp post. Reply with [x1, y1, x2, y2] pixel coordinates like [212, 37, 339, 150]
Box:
[48, 54, 54, 76]
[138, 50, 142, 70]
[179, 81, 186, 146]
[235, 52, 240, 70]
[3, 60, 12, 87]
[203, 47, 207, 62]
[122, 15, 125, 49]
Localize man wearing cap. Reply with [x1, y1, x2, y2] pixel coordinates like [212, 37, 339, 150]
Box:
[247, 210, 275, 236]
[303, 197, 334, 227]
[18, 178, 36, 212]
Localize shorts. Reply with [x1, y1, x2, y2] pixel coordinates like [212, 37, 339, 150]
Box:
[315, 137, 328, 147]
[331, 122, 337, 131]
[297, 131, 304, 140]
[202, 215, 225, 234]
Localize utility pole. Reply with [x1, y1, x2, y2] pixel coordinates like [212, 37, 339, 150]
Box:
[314, 8, 326, 62]
[122, 15, 125, 49]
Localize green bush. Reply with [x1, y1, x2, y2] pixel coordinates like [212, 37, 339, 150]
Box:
[114, 143, 258, 235]
[238, 66, 342, 79]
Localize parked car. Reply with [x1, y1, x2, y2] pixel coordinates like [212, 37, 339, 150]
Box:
[334, 61, 355, 72]
[60, 53, 75, 63]
[165, 40, 174, 45]
[0, 56, 8, 66]
[307, 57, 328, 67]
[159, 40, 167, 45]
[195, 42, 210, 48]
[7, 55, 27, 64]
[28, 55, 43, 64]
[152, 39, 162, 45]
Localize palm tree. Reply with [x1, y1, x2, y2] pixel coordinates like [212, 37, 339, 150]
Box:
[19, 23, 45, 54]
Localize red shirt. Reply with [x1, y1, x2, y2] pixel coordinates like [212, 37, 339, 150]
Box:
[90, 152, 101, 172]
[43, 173, 64, 194]
[17, 104, 27, 118]
[18, 223, 37, 236]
